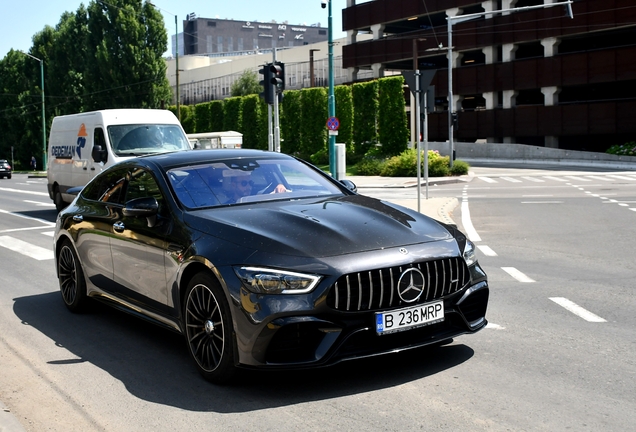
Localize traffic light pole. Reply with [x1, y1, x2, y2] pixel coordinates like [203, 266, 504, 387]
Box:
[272, 50, 281, 152]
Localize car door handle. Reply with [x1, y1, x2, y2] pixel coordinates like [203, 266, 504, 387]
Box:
[73, 215, 83, 222]
[113, 221, 125, 232]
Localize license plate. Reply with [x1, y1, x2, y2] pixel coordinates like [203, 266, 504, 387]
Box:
[375, 300, 444, 335]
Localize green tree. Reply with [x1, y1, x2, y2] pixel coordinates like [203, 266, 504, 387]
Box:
[223, 97, 243, 132]
[230, 70, 261, 97]
[85, 0, 171, 110]
[334, 85, 354, 155]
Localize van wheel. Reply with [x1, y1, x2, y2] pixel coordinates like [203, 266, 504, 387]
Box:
[54, 187, 66, 212]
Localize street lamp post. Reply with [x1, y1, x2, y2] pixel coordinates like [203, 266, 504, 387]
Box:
[446, 0, 573, 167]
[309, 49, 320, 87]
[23, 52, 46, 171]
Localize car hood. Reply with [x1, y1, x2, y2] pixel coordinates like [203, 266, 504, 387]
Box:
[184, 195, 453, 258]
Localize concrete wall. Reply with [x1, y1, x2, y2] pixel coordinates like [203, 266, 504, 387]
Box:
[427, 142, 636, 171]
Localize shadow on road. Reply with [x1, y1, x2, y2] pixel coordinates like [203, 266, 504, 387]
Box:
[15, 208, 57, 224]
[13, 291, 475, 413]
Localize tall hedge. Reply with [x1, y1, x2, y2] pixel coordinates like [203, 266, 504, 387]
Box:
[352, 80, 379, 157]
[194, 102, 213, 133]
[281, 90, 302, 154]
[299, 87, 328, 159]
[179, 105, 195, 133]
[334, 85, 353, 152]
[240, 94, 266, 150]
[209, 100, 224, 132]
[223, 97, 243, 132]
[378, 76, 409, 156]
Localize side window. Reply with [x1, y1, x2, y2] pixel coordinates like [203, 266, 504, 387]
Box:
[81, 168, 127, 203]
[94, 127, 108, 163]
[125, 168, 164, 211]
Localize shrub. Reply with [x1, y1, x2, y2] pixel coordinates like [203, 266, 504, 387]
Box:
[355, 156, 385, 176]
[380, 149, 418, 177]
[310, 148, 329, 165]
[450, 159, 470, 176]
[606, 142, 636, 156]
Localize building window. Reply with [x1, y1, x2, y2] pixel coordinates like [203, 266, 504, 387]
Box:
[207, 35, 213, 54]
[319, 30, 326, 35]
[207, 21, 216, 27]
[238, 38, 244, 51]
[228, 37, 233, 52]
[218, 36, 223, 53]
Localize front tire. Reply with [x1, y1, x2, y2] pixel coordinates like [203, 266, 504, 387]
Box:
[184, 272, 236, 384]
[57, 240, 87, 312]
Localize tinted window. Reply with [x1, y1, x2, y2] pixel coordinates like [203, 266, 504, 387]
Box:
[167, 157, 343, 209]
[81, 168, 128, 203]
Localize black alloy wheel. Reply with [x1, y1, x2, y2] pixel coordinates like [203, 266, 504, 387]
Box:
[57, 240, 87, 312]
[184, 272, 236, 384]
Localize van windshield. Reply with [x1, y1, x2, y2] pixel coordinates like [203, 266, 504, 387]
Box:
[109, 124, 190, 156]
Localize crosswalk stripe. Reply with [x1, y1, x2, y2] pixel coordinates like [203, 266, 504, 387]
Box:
[521, 176, 545, 182]
[0, 236, 54, 260]
[585, 176, 614, 182]
[608, 175, 636, 181]
[478, 177, 498, 183]
[564, 176, 591, 182]
[501, 176, 522, 183]
[543, 176, 568, 182]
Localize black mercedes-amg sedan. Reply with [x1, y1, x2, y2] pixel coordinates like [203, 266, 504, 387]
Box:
[54, 149, 489, 384]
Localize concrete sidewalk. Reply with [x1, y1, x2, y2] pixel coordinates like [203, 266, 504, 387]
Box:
[347, 173, 472, 227]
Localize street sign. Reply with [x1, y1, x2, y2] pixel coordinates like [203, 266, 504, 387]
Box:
[326, 116, 340, 131]
[402, 70, 436, 112]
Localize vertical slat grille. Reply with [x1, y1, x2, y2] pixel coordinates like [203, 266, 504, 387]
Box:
[327, 257, 470, 312]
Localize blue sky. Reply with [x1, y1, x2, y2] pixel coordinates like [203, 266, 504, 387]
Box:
[0, 0, 348, 59]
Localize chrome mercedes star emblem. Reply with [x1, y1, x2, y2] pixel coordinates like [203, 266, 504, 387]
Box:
[397, 268, 426, 303]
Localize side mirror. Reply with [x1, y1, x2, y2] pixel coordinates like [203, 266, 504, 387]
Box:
[92, 145, 108, 163]
[340, 179, 357, 193]
[122, 197, 159, 217]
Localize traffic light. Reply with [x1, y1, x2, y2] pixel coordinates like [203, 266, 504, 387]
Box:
[269, 62, 285, 94]
[259, 63, 273, 105]
[451, 112, 459, 131]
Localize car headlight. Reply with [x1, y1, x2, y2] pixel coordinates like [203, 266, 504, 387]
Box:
[463, 240, 477, 267]
[233, 267, 322, 294]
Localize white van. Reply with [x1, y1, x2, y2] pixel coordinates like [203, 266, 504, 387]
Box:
[47, 109, 190, 210]
[187, 131, 243, 149]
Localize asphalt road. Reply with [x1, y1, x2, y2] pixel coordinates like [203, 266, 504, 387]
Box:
[1, 168, 635, 431]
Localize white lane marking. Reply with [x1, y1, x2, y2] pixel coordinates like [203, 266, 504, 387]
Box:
[0, 208, 55, 226]
[619, 203, 629, 207]
[486, 323, 505, 330]
[461, 199, 481, 242]
[41, 231, 55, 237]
[522, 194, 553, 197]
[521, 176, 545, 183]
[0, 236, 54, 260]
[501, 176, 522, 183]
[23, 199, 55, 207]
[477, 245, 497, 256]
[543, 176, 568, 182]
[0, 187, 49, 196]
[501, 267, 535, 283]
[630, 208, 636, 212]
[549, 297, 607, 322]
[521, 201, 563, 204]
[565, 176, 591, 182]
[478, 177, 498, 183]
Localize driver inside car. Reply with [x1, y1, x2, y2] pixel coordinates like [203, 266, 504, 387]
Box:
[223, 170, 289, 204]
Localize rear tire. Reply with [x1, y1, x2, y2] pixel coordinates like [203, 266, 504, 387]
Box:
[57, 239, 88, 313]
[183, 272, 236, 384]
[54, 187, 66, 212]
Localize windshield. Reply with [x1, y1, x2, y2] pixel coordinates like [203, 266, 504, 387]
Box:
[108, 124, 190, 156]
[167, 157, 344, 209]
